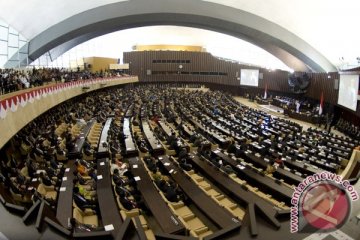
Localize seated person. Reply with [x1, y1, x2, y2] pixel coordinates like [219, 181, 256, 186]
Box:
[167, 132, 177, 146]
[110, 158, 128, 176]
[275, 157, 284, 168]
[25, 159, 38, 179]
[165, 181, 180, 202]
[221, 164, 236, 175]
[73, 179, 96, 201]
[39, 172, 56, 187]
[45, 165, 62, 180]
[75, 161, 96, 179]
[73, 187, 97, 210]
[179, 158, 192, 171]
[70, 218, 103, 232]
[227, 140, 237, 154]
[193, 137, 202, 147]
[14, 168, 29, 186]
[155, 178, 168, 192]
[118, 191, 138, 211]
[144, 157, 157, 173]
[74, 171, 96, 189]
[177, 147, 188, 160]
[265, 161, 276, 174]
[115, 184, 139, 198]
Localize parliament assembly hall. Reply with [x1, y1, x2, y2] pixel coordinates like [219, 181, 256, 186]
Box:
[0, 1, 360, 239]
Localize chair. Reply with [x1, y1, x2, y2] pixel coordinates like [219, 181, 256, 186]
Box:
[37, 183, 57, 201]
[56, 152, 67, 162]
[73, 206, 99, 227]
[10, 188, 30, 203]
[169, 201, 193, 219]
[20, 166, 31, 181]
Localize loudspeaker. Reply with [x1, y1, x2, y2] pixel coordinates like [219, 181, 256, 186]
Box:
[259, 73, 263, 80]
[146, 69, 152, 75]
[334, 79, 339, 90]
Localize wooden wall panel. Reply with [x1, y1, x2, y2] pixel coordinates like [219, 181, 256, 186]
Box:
[124, 51, 360, 119]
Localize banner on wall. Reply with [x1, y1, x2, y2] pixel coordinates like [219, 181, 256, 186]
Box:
[0, 77, 125, 120]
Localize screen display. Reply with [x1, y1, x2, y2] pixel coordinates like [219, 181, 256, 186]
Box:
[338, 74, 359, 111]
[240, 69, 259, 86]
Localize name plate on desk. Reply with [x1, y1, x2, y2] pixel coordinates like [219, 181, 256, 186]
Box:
[164, 162, 170, 166]
[104, 224, 114, 231]
[97, 175, 103, 180]
[237, 164, 245, 170]
[65, 168, 70, 172]
[132, 164, 138, 169]
[60, 187, 66, 192]
[62, 177, 67, 181]
[100, 162, 105, 166]
[134, 176, 141, 181]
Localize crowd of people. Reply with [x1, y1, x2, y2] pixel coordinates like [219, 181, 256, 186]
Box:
[336, 118, 360, 140]
[0, 78, 359, 237]
[273, 95, 319, 114]
[0, 67, 124, 95]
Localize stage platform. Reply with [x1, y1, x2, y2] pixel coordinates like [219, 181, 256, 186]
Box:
[258, 104, 284, 116]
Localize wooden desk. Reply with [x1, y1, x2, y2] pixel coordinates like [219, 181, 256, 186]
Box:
[270, 150, 320, 176]
[123, 117, 138, 157]
[242, 152, 303, 185]
[158, 120, 174, 138]
[96, 158, 123, 237]
[56, 160, 76, 228]
[141, 120, 164, 156]
[127, 157, 185, 234]
[187, 154, 280, 229]
[157, 155, 240, 229]
[68, 120, 95, 159]
[97, 118, 113, 159]
[189, 118, 229, 147]
[212, 150, 293, 205]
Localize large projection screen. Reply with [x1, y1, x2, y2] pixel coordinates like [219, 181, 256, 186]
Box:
[240, 69, 259, 86]
[338, 74, 359, 111]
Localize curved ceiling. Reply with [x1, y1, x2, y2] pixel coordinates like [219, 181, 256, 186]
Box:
[1, 0, 358, 72]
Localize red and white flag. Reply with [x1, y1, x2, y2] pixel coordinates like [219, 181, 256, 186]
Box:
[319, 91, 324, 115]
[264, 83, 268, 99]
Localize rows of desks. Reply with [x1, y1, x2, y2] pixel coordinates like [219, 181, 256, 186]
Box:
[242, 151, 303, 185]
[56, 160, 76, 228]
[211, 150, 293, 205]
[97, 118, 112, 159]
[141, 120, 164, 156]
[189, 118, 229, 147]
[96, 158, 123, 237]
[157, 155, 240, 229]
[187, 154, 281, 229]
[127, 157, 185, 234]
[123, 117, 138, 157]
[68, 120, 95, 159]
